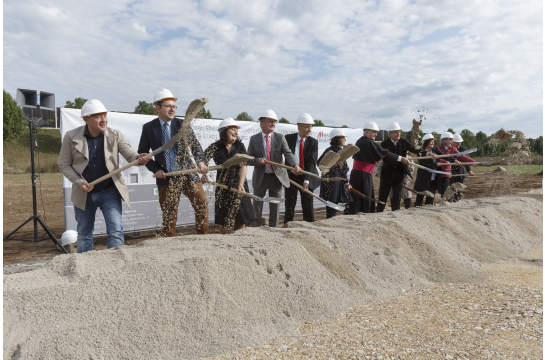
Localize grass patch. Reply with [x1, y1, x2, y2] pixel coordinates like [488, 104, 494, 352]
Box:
[473, 164, 542, 175]
[3, 173, 64, 179]
[3, 128, 62, 173]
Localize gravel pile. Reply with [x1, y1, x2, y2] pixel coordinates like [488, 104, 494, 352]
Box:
[3, 196, 542, 359]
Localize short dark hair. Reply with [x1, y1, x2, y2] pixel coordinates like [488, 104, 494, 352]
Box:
[423, 138, 434, 149]
[330, 137, 343, 146]
[219, 128, 241, 145]
[155, 101, 162, 114]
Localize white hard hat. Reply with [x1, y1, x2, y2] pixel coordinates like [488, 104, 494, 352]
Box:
[421, 133, 435, 144]
[61, 230, 78, 246]
[387, 122, 401, 132]
[453, 134, 463, 143]
[329, 128, 347, 138]
[80, 99, 108, 118]
[441, 131, 454, 139]
[259, 109, 278, 121]
[152, 89, 178, 105]
[363, 121, 379, 131]
[296, 113, 314, 125]
[218, 118, 241, 131]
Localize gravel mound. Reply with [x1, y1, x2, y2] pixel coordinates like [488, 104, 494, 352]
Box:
[3, 196, 542, 359]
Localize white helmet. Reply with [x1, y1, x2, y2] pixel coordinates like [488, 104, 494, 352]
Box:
[296, 113, 314, 124]
[80, 99, 108, 118]
[259, 109, 278, 121]
[329, 128, 347, 138]
[441, 131, 454, 139]
[363, 121, 379, 131]
[218, 118, 241, 131]
[421, 133, 435, 144]
[387, 122, 401, 132]
[152, 89, 178, 105]
[453, 134, 463, 143]
[61, 230, 78, 246]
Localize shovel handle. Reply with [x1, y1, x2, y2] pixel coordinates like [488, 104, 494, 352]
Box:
[438, 162, 487, 167]
[155, 165, 222, 178]
[82, 154, 152, 189]
[288, 179, 319, 199]
[262, 159, 295, 171]
[402, 185, 419, 195]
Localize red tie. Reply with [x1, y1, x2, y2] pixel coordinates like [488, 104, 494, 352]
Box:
[299, 139, 305, 170]
[265, 134, 272, 172]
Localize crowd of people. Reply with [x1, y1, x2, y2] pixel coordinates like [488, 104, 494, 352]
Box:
[58, 89, 478, 253]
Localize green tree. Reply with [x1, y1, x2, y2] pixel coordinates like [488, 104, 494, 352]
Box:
[431, 131, 441, 143]
[197, 107, 212, 119]
[3, 90, 26, 141]
[64, 97, 88, 109]
[133, 101, 156, 115]
[475, 131, 492, 156]
[447, 128, 455, 134]
[314, 119, 325, 126]
[341, 125, 349, 128]
[279, 117, 290, 124]
[235, 111, 253, 121]
[534, 136, 543, 155]
[459, 129, 476, 149]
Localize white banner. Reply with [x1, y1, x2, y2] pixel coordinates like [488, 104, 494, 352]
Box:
[60, 108, 363, 234]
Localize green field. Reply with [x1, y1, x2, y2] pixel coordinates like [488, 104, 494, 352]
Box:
[3, 128, 62, 173]
[472, 164, 542, 175]
[3, 173, 64, 180]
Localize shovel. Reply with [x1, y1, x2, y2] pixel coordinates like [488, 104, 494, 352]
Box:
[449, 166, 506, 177]
[438, 161, 491, 167]
[336, 144, 360, 163]
[262, 159, 342, 182]
[83, 98, 208, 189]
[156, 154, 254, 178]
[289, 180, 345, 211]
[402, 185, 435, 198]
[318, 144, 360, 173]
[493, 128, 514, 143]
[408, 147, 477, 160]
[347, 184, 385, 205]
[204, 179, 285, 204]
[410, 161, 451, 176]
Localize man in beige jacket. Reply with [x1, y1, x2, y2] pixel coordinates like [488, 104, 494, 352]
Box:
[58, 99, 149, 253]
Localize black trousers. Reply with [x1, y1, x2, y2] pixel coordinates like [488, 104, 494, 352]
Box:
[415, 179, 438, 207]
[438, 177, 451, 197]
[376, 170, 404, 212]
[283, 174, 314, 224]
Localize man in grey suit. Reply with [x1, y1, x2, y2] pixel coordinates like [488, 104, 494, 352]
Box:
[247, 109, 301, 227]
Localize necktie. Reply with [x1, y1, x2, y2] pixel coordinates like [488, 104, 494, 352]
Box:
[299, 139, 305, 170]
[265, 134, 272, 172]
[163, 122, 173, 172]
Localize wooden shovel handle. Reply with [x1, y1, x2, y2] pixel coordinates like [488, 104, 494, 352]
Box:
[82, 153, 152, 189]
[402, 185, 418, 195]
[288, 179, 319, 199]
[262, 159, 295, 171]
[155, 165, 221, 178]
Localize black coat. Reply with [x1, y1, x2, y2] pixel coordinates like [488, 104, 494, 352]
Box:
[413, 147, 452, 192]
[380, 138, 417, 178]
[451, 145, 473, 175]
[204, 141, 254, 226]
[317, 145, 352, 203]
[284, 134, 320, 191]
[138, 117, 205, 186]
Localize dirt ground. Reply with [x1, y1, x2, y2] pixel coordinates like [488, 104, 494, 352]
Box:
[3, 172, 542, 265]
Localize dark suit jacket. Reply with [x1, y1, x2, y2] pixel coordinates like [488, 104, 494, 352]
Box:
[285, 133, 320, 191]
[451, 145, 472, 175]
[380, 138, 417, 178]
[413, 147, 454, 192]
[137, 117, 204, 186]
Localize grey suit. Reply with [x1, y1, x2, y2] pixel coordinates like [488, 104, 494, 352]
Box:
[247, 132, 296, 227]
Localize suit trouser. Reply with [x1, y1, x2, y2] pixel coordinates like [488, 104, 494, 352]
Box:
[252, 174, 282, 228]
[376, 171, 404, 212]
[283, 174, 314, 224]
[158, 176, 209, 237]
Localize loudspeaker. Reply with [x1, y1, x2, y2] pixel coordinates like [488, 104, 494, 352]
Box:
[39, 91, 55, 110]
[16, 89, 38, 108]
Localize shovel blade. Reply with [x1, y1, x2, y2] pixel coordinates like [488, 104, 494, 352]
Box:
[319, 150, 341, 168]
[337, 144, 360, 163]
[262, 196, 285, 204]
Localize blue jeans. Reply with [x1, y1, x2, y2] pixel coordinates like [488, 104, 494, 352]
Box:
[74, 186, 124, 253]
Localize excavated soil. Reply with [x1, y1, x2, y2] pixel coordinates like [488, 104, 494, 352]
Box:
[3, 196, 542, 359]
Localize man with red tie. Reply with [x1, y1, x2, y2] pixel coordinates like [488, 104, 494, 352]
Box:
[283, 113, 319, 224]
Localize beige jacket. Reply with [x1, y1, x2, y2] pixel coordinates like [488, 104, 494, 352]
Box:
[58, 126, 140, 210]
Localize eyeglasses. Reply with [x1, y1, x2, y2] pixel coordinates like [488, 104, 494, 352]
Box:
[160, 105, 177, 110]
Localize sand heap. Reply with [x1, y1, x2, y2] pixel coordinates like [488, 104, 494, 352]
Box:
[4, 196, 542, 360]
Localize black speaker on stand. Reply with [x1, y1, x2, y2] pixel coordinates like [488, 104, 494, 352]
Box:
[3, 89, 68, 254]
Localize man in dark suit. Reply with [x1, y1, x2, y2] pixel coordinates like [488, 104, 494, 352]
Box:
[137, 89, 209, 236]
[376, 122, 418, 212]
[450, 133, 473, 202]
[283, 113, 319, 224]
[246, 109, 301, 228]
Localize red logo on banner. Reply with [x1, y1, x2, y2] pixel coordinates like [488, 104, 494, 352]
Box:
[317, 130, 324, 139]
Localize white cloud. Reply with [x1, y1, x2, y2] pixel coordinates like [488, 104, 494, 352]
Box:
[3, 0, 542, 137]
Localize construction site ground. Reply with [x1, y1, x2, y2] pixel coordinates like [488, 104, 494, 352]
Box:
[3, 172, 542, 265]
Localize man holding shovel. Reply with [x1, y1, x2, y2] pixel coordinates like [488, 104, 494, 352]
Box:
[450, 134, 473, 202]
[58, 99, 150, 253]
[246, 109, 302, 227]
[137, 89, 209, 236]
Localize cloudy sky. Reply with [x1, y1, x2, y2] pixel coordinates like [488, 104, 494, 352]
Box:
[4, 0, 543, 137]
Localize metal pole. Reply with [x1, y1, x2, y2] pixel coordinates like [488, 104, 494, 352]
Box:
[29, 121, 39, 242]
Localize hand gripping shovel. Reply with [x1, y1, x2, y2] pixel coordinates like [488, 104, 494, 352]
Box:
[83, 98, 208, 189]
[346, 184, 386, 205]
[289, 179, 345, 211]
[409, 161, 451, 176]
[408, 147, 477, 160]
[402, 185, 435, 198]
[204, 179, 285, 204]
[155, 154, 254, 178]
[262, 159, 343, 182]
[449, 166, 506, 177]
